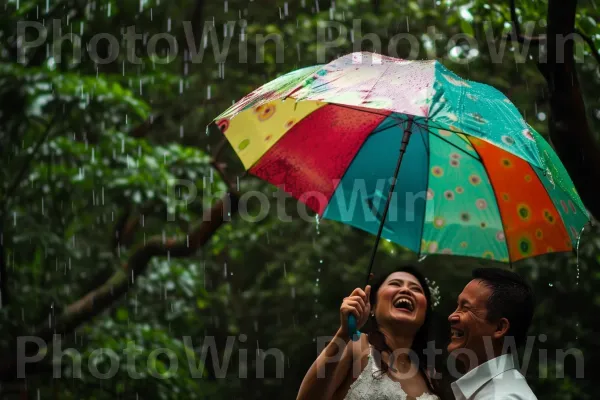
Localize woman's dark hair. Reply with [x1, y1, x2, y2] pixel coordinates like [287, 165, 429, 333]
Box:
[362, 264, 436, 391]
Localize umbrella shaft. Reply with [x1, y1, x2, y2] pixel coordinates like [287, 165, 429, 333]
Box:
[365, 117, 414, 284]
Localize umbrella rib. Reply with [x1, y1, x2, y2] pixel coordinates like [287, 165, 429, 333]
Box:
[362, 63, 393, 104]
[427, 131, 481, 163]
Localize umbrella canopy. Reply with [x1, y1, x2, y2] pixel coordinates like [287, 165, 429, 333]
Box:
[214, 52, 589, 264]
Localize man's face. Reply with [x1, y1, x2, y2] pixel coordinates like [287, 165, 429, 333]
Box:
[447, 279, 499, 368]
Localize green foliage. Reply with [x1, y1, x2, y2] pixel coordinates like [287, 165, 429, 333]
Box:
[0, 0, 599, 399]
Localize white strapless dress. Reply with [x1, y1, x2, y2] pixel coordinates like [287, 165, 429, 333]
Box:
[344, 348, 440, 400]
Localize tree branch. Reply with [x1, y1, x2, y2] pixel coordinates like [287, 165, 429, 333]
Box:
[0, 125, 239, 380]
[0, 190, 239, 381]
[506, 0, 545, 44]
[575, 29, 600, 65]
[509, 0, 521, 38]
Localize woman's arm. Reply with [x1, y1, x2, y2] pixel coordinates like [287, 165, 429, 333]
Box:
[296, 286, 371, 400]
[296, 328, 354, 400]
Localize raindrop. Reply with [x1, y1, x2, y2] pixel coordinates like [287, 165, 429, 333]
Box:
[315, 214, 320, 234]
[283, 263, 287, 276]
[180, 125, 184, 138]
[315, 0, 320, 12]
[167, 18, 171, 32]
[537, 112, 546, 121]
[224, 0, 228, 12]
[207, 85, 212, 99]
[284, 2, 289, 15]
[575, 225, 586, 286]
[548, 283, 553, 287]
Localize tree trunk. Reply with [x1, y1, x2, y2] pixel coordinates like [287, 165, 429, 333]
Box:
[540, 0, 600, 220]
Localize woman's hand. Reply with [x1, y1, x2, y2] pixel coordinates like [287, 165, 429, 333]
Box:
[339, 285, 371, 337]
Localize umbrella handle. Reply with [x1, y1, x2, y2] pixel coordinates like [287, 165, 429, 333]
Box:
[347, 315, 361, 341]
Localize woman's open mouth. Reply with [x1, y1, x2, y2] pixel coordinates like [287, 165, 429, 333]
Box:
[393, 297, 414, 313]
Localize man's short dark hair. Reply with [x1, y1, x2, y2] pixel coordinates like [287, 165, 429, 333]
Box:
[472, 267, 535, 347]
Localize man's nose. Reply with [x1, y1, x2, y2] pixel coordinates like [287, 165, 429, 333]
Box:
[448, 313, 460, 324]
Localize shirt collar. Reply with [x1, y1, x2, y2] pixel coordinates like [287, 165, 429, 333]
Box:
[451, 354, 516, 399]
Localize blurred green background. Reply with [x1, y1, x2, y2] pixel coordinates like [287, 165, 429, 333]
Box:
[0, 0, 599, 398]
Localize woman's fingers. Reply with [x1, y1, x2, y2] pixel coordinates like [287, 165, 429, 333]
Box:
[340, 288, 372, 334]
[343, 300, 364, 318]
[349, 288, 368, 304]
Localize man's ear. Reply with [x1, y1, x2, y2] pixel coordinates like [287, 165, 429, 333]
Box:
[492, 317, 510, 340]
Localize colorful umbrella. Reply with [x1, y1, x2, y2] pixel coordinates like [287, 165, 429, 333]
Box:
[213, 51, 589, 337]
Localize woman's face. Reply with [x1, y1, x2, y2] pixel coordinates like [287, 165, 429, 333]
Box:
[374, 272, 428, 330]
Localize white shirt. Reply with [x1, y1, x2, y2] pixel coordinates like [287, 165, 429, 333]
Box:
[451, 354, 538, 400]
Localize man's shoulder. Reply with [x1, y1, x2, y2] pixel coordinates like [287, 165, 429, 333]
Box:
[487, 369, 537, 399]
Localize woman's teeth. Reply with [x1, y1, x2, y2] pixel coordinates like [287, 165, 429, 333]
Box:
[393, 298, 413, 311]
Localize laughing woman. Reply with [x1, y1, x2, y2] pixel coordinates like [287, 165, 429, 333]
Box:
[297, 265, 442, 400]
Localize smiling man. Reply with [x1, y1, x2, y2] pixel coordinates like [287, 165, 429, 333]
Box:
[447, 267, 537, 400]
